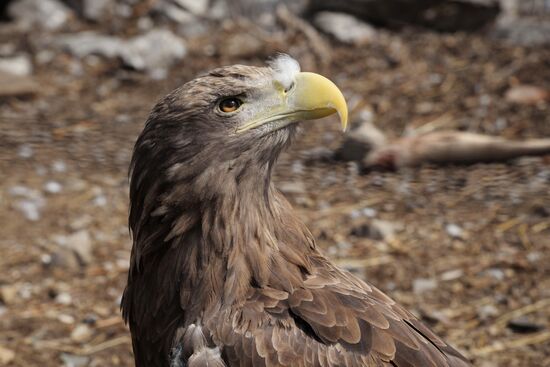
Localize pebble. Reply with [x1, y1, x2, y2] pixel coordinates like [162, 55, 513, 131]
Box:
[413, 278, 438, 294]
[361, 207, 377, 218]
[56, 230, 94, 265]
[485, 268, 505, 281]
[58, 314, 75, 324]
[0, 285, 18, 305]
[58, 29, 187, 78]
[0, 55, 33, 76]
[477, 304, 499, 320]
[92, 194, 107, 207]
[445, 223, 464, 239]
[314, 12, 378, 45]
[350, 219, 400, 241]
[44, 181, 62, 194]
[17, 144, 34, 158]
[70, 323, 93, 342]
[52, 160, 67, 172]
[440, 269, 464, 281]
[14, 199, 43, 221]
[0, 346, 15, 365]
[119, 29, 187, 78]
[82, 0, 111, 21]
[55, 292, 73, 305]
[505, 85, 549, 105]
[60, 353, 89, 367]
[8, 0, 72, 30]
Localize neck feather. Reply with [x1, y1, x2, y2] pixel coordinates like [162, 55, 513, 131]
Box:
[127, 159, 315, 322]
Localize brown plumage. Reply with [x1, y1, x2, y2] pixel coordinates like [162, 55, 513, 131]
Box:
[122, 56, 472, 367]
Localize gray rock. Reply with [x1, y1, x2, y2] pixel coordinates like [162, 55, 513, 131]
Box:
[60, 353, 89, 367]
[314, 12, 378, 45]
[55, 230, 94, 265]
[413, 278, 438, 294]
[82, 0, 111, 20]
[440, 269, 464, 281]
[17, 144, 34, 158]
[493, 0, 550, 46]
[57, 32, 122, 59]
[350, 219, 401, 241]
[70, 323, 93, 342]
[55, 292, 73, 305]
[8, 0, 72, 30]
[44, 181, 62, 194]
[58, 29, 186, 78]
[477, 304, 499, 320]
[0, 346, 15, 365]
[173, 0, 209, 15]
[119, 29, 187, 78]
[445, 223, 464, 239]
[10, 186, 45, 221]
[0, 55, 33, 76]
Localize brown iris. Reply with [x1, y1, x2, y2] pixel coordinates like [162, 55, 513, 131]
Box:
[219, 98, 242, 113]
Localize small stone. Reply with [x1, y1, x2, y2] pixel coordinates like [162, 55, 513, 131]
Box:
[52, 160, 67, 172]
[14, 200, 43, 221]
[44, 181, 62, 194]
[507, 317, 545, 334]
[60, 353, 89, 367]
[0, 55, 33, 76]
[8, 0, 72, 30]
[17, 144, 34, 158]
[505, 85, 549, 105]
[58, 314, 75, 324]
[314, 12, 378, 45]
[477, 304, 499, 320]
[413, 278, 438, 294]
[350, 219, 400, 241]
[445, 223, 464, 239]
[0, 285, 18, 305]
[70, 324, 93, 342]
[361, 207, 377, 218]
[440, 269, 464, 281]
[485, 268, 505, 281]
[57, 230, 94, 265]
[82, 0, 111, 20]
[120, 29, 186, 77]
[57, 32, 121, 59]
[92, 194, 107, 207]
[0, 345, 15, 365]
[49, 248, 81, 270]
[56, 292, 72, 305]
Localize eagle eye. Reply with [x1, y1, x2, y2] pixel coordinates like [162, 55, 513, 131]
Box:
[219, 98, 242, 113]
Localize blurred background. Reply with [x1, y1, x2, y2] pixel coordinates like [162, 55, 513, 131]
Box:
[0, 0, 549, 366]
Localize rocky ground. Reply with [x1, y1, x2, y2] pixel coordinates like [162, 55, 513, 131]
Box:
[0, 1, 549, 366]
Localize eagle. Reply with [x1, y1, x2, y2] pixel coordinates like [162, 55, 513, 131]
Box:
[122, 55, 471, 367]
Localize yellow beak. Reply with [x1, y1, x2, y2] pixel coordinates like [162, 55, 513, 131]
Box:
[236, 72, 348, 133]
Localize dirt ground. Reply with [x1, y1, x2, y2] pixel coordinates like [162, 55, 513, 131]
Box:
[1, 9, 550, 367]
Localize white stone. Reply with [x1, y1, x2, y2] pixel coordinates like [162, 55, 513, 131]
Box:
[0, 55, 33, 76]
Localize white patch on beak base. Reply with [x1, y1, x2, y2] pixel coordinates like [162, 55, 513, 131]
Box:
[268, 54, 301, 91]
